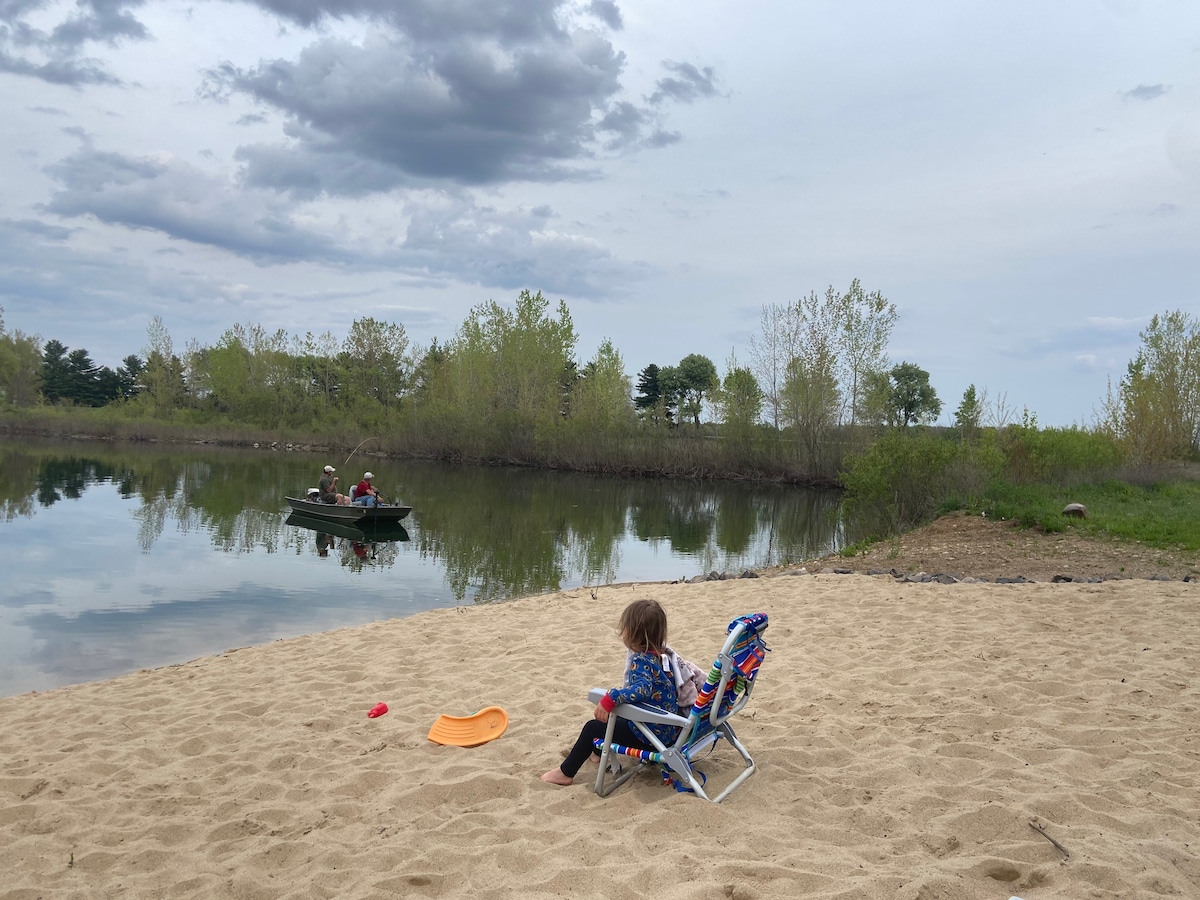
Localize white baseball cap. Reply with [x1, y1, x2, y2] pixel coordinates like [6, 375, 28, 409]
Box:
[363, 472, 374, 480]
[324, 465, 335, 473]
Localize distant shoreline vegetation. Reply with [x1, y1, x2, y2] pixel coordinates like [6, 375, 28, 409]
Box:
[2, 295, 1198, 549]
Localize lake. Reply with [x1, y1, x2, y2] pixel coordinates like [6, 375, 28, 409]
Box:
[0, 438, 845, 697]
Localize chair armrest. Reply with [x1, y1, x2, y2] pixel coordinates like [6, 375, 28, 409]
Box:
[586, 688, 689, 728]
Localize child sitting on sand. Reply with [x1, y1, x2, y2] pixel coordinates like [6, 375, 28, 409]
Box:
[541, 598, 679, 786]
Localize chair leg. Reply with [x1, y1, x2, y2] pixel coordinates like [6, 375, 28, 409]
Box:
[594, 717, 665, 797]
[593, 716, 615, 795]
[708, 724, 757, 803]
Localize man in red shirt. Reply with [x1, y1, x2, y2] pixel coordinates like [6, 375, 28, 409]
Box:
[353, 471, 380, 506]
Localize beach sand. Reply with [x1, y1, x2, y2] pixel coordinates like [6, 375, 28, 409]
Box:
[2, 574, 1198, 899]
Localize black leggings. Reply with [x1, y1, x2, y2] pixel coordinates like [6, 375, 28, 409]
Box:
[560, 718, 654, 778]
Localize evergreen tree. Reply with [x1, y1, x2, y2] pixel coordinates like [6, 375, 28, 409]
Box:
[116, 355, 145, 401]
[634, 364, 661, 410]
[41, 339, 71, 403]
[954, 384, 982, 442]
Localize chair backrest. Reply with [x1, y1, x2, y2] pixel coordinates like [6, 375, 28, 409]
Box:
[688, 613, 769, 735]
[349, 484, 358, 500]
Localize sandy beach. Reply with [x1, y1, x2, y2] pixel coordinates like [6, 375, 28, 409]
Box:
[2, 573, 1198, 899]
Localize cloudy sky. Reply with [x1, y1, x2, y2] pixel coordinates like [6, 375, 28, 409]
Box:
[2, 0, 1196, 426]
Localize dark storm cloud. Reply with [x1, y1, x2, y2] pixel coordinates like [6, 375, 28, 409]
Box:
[0, 0, 148, 85]
[1122, 83, 1168, 101]
[204, 1, 714, 195]
[215, 29, 627, 191]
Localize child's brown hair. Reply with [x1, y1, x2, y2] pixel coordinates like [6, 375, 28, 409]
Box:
[619, 599, 668, 653]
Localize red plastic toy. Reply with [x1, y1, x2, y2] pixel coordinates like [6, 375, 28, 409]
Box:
[367, 702, 389, 718]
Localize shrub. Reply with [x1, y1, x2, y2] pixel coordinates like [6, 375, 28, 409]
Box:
[840, 433, 959, 536]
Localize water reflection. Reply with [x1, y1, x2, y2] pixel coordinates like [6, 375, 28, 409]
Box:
[0, 441, 846, 596]
[285, 512, 408, 569]
[0, 438, 848, 696]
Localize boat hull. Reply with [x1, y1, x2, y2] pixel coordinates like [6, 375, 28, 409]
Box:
[285, 496, 411, 523]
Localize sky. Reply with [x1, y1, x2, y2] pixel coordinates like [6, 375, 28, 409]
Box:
[1, 0, 1197, 427]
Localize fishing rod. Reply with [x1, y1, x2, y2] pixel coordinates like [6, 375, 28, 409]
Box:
[342, 436, 378, 469]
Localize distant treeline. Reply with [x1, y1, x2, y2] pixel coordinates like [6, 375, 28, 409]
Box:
[1, 294, 1197, 520]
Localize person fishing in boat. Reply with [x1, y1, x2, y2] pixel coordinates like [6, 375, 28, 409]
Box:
[352, 471, 381, 507]
[318, 465, 350, 506]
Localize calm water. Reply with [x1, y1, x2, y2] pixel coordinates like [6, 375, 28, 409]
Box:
[0, 439, 845, 697]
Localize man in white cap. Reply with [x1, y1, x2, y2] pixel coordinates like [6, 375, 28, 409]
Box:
[353, 471, 380, 507]
[318, 464, 349, 505]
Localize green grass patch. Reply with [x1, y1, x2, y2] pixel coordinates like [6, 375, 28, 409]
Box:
[980, 479, 1200, 553]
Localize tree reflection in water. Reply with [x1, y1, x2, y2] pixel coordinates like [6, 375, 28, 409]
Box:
[0, 439, 845, 602]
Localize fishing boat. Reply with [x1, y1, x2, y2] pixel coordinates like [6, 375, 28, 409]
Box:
[285, 495, 412, 524]
[285, 512, 410, 544]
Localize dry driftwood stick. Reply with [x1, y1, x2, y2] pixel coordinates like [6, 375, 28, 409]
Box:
[1029, 821, 1071, 860]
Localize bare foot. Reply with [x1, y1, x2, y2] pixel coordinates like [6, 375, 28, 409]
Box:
[540, 768, 573, 785]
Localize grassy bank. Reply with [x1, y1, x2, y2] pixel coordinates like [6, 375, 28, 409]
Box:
[839, 427, 1200, 556]
[982, 476, 1200, 553]
[0, 407, 848, 484]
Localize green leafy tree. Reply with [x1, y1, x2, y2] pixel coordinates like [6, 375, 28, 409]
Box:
[0, 310, 42, 407]
[431, 290, 578, 445]
[781, 349, 840, 466]
[749, 279, 895, 430]
[200, 323, 297, 424]
[570, 339, 634, 431]
[836, 279, 897, 425]
[775, 289, 843, 470]
[716, 356, 764, 435]
[656, 365, 683, 426]
[747, 303, 799, 429]
[1100, 310, 1200, 462]
[293, 331, 342, 409]
[138, 317, 188, 415]
[342, 317, 411, 411]
[676, 353, 718, 428]
[886, 361, 942, 427]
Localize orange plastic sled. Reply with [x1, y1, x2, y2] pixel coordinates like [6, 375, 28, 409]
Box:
[427, 706, 509, 747]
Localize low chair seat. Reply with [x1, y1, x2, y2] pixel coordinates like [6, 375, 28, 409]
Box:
[590, 612, 769, 803]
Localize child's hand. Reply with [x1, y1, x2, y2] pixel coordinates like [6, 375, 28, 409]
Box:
[593, 702, 610, 724]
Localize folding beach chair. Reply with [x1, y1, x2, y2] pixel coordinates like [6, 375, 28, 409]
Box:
[589, 612, 769, 803]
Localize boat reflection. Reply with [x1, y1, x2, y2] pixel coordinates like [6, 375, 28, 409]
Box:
[285, 512, 411, 545]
